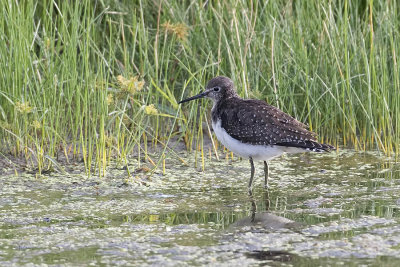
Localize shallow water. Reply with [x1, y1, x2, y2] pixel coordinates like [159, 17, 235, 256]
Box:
[1, 150, 400, 266]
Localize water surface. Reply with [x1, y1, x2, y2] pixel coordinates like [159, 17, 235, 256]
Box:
[1, 150, 400, 266]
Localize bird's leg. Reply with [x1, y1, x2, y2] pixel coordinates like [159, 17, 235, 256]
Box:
[264, 188, 270, 211]
[263, 161, 269, 189]
[248, 157, 255, 195]
[248, 188, 257, 222]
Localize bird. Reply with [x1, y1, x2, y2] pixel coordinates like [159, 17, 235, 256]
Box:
[179, 76, 335, 193]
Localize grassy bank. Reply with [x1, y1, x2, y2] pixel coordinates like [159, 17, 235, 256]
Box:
[1, 0, 399, 175]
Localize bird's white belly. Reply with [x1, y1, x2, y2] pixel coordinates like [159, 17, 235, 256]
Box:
[212, 120, 303, 161]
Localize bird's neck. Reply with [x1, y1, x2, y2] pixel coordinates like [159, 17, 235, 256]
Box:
[211, 95, 241, 123]
[211, 100, 219, 119]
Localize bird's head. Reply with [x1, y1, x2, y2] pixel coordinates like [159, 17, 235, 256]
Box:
[178, 76, 237, 104]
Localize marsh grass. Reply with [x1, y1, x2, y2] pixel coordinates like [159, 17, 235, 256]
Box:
[0, 0, 399, 175]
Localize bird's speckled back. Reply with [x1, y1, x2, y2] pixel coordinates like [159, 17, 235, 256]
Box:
[209, 78, 334, 151]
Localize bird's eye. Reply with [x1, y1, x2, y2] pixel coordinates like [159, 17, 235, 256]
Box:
[213, 87, 220, 92]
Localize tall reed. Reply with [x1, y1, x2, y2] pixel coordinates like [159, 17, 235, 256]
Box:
[1, 0, 399, 175]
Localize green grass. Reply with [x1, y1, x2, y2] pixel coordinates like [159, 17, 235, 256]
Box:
[1, 0, 399, 175]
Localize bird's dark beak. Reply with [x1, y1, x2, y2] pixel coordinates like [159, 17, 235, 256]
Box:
[178, 91, 208, 104]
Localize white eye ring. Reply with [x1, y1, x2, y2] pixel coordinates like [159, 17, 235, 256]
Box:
[213, 87, 221, 92]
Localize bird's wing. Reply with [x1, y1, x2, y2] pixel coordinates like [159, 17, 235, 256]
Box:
[219, 99, 320, 147]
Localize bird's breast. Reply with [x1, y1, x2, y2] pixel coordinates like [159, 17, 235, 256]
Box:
[211, 119, 286, 160]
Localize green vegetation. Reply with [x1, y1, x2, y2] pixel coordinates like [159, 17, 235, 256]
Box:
[1, 0, 399, 175]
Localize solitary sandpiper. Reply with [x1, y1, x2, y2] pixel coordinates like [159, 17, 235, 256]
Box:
[179, 76, 335, 192]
